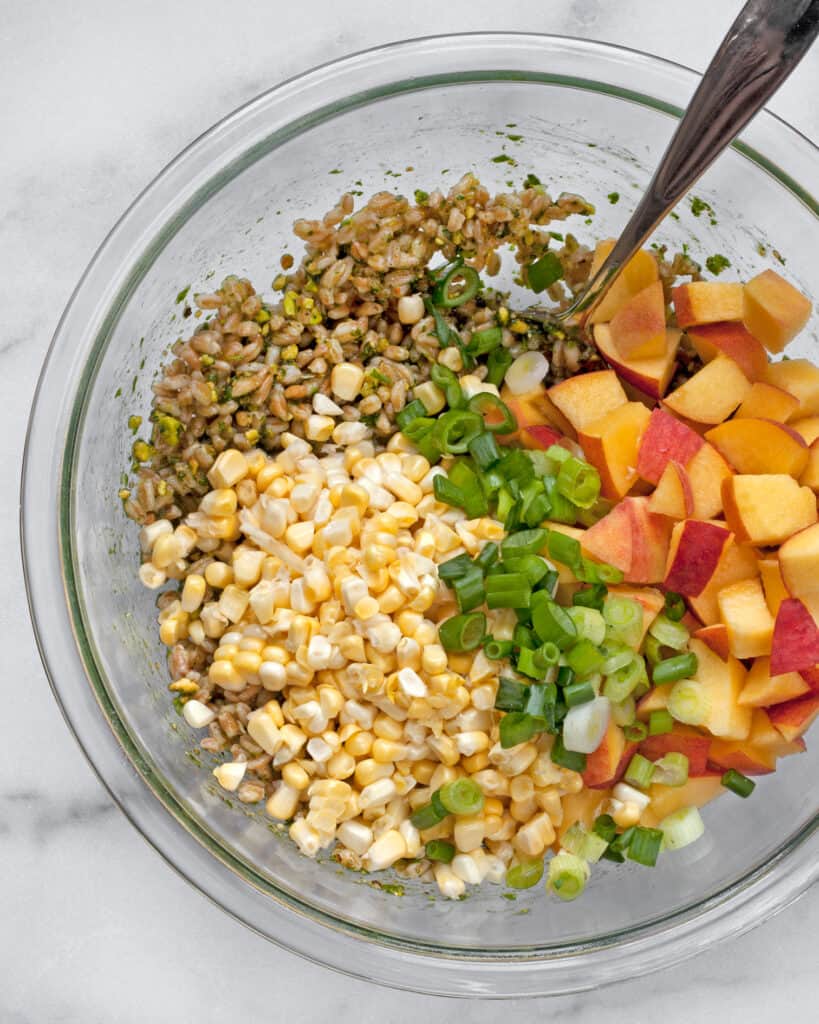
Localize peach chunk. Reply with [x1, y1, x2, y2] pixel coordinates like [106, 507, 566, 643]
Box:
[594, 324, 681, 400]
[770, 598, 819, 676]
[609, 280, 667, 360]
[686, 442, 734, 519]
[687, 538, 759, 627]
[580, 501, 633, 575]
[672, 281, 744, 327]
[800, 440, 819, 491]
[647, 460, 694, 519]
[764, 359, 819, 417]
[767, 692, 819, 742]
[546, 370, 627, 433]
[722, 474, 817, 547]
[664, 519, 732, 597]
[581, 721, 636, 788]
[693, 623, 731, 662]
[686, 322, 769, 382]
[626, 497, 673, 584]
[742, 269, 812, 353]
[689, 638, 751, 741]
[578, 401, 651, 500]
[735, 381, 800, 422]
[663, 357, 751, 425]
[587, 241, 660, 324]
[704, 418, 808, 477]
[499, 384, 575, 442]
[639, 727, 712, 776]
[738, 656, 811, 708]
[758, 557, 788, 618]
[717, 577, 774, 660]
[789, 416, 819, 444]
[636, 407, 704, 484]
[778, 522, 819, 618]
[640, 777, 725, 826]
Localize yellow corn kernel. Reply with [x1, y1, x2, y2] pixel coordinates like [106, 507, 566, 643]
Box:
[280, 762, 310, 791]
[427, 734, 459, 767]
[243, 448, 266, 476]
[208, 449, 249, 489]
[209, 659, 244, 691]
[612, 800, 642, 829]
[181, 573, 206, 613]
[514, 813, 556, 858]
[256, 463, 283, 492]
[483, 815, 505, 840]
[233, 651, 262, 675]
[338, 634, 366, 662]
[345, 730, 373, 758]
[405, 698, 432, 720]
[326, 750, 356, 780]
[461, 751, 490, 774]
[387, 501, 419, 529]
[396, 610, 423, 637]
[377, 586, 404, 614]
[411, 760, 436, 785]
[267, 783, 300, 821]
[205, 561, 233, 589]
[285, 521, 315, 554]
[510, 776, 535, 803]
[429, 763, 459, 791]
[510, 796, 538, 823]
[261, 644, 288, 664]
[453, 815, 485, 853]
[421, 644, 447, 676]
[337, 482, 368, 512]
[447, 652, 474, 675]
[372, 738, 406, 763]
[200, 488, 238, 517]
[471, 683, 496, 711]
[353, 595, 380, 621]
[269, 477, 293, 498]
[483, 797, 505, 819]
[219, 584, 250, 623]
[372, 714, 404, 741]
[400, 454, 431, 483]
[537, 788, 564, 824]
[412, 620, 437, 646]
[331, 362, 365, 402]
[159, 616, 187, 646]
[354, 758, 393, 788]
[233, 548, 265, 588]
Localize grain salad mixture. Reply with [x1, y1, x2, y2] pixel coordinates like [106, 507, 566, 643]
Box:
[124, 172, 816, 901]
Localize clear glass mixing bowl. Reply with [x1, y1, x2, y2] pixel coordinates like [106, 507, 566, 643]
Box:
[22, 33, 818, 997]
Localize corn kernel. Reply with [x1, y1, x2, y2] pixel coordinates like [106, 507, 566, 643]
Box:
[331, 362, 365, 402]
[205, 561, 233, 589]
[200, 488, 238, 517]
[208, 449, 249, 489]
[181, 573, 206, 613]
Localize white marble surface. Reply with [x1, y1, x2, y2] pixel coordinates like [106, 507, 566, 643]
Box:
[2, 2, 817, 1020]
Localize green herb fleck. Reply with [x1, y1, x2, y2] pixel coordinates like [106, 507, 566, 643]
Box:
[491, 153, 517, 165]
[607, 191, 620, 204]
[502, 892, 517, 901]
[705, 253, 731, 275]
[507, 133, 523, 142]
[175, 285, 190, 304]
[114, 387, 122, 398]
[670, 211, 680, 221]
[773, 249, 786, 265]
[414, 189, 430, 204]
[329, 168, 342, 174]
[523, 172, 542, 189]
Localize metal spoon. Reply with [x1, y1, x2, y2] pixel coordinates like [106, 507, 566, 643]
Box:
[530, 0, 819, 326]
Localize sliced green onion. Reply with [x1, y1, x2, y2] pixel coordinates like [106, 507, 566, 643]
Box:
[664, 591, 686, 622]
[486, 346, 513, 387]
[425, 839, 456, 863]
[500, 711, 541, 748]
[466, 325, 503, 356]
[432, 264, 480, 308]
[438, 778, 485, 816]
[603, 596, 643, 649]
[452, 570, 486, 614]
[627, 826, 664, 867]
[601, 643, 635, 675]
[624, 753, 655, 790]
[527, 251, 564, 293]
[484, 638, 515, 661]
[534, 641, 561, 669]
[437, 552, 474, 584]
[545, 444, 571, 465]
[430, 362, 466, 409]
[595, 562, 625, 585]
[649, 613, 690, 650]
[653, 652, 698, 685]
[668, 680, 711, 726]
[648, 709, 674, 735]
[572, 584, 608, 611]
[395, 399, 427, 431]
[519, 479, 552, 528]
[516, 647, 541, 679]
[561, 822, 609, 864]
[593, 814, 618, 844]
[546, 529, 582, 569]
[502, 554, 552, 587]
[561, 696, 610, 755]
[410, 800, 448, 830]
[524, 681, 556, 720]
[433, 473, 467, 510]
[653, 752, 689, 787]
[501, 528, 548, 559]
[468, 392, 517, 435]
[550, 734, 587, 772]
[495, 677, 528, 712]
[402, 415, 436, 442]
[474, 542, 499, 572]
[564, 680, 596, 708]
[531, 593, 578, 648]
[468, 431, 501, 469]
[438, 612, 486, 652]
[556, 666, 575, 688]
[602, 654, 644, 703]
[547, 851, 589, 901]
[485, 573, 531, 610]
[447, 461, 488, 517]
[566, 639, 606, 677]
[644, 634, 664, 666]
[543, 476, 576, 524]
[610, 696, 636, 727]
[623, 721, 648, 743]
[609, 825, 636, 856]
[513, 623, 536, 649]
[556, 457, 601, 510]
[566, 606, 606, 646]
[435, 409, 484, 453]
[659, 806, 705, 851]
[721, 768, 756, 798]
[505, 857, 544, 889]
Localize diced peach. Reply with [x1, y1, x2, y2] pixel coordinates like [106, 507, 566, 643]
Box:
[693, 623, 731, 661]
[704, 418, 808, 477]
[647, 460, 694, 519]
[639, 726, 712, 776]
[686, 442, 733, 519]
[800, 440, 819, 491]
[641, 777, 724, 826]
[687, 538, 759, 626]
[789, 416, 819, 444]
[546, 370, 627, 434]
[735, 382, 800, 422]
[626, 498, 673, 584]
[587, 241, 660, 324]
[581, 501, 633, 575]
[799, 666, 819, 691]
[765, 359, 819, 417]
[499, 384, 575, 443]
[636, 408, 704, 484]
[717, 577, 774, 660]
[747, 708, 807, 759]
[663, 357, 751, 425]
[636, 683, 673, 717]
[707, 737, 775, 775]
[609, 280, 667, 360]
[738, 656, 811, 708]
[557, 789, 610, 841]
[770, 598, 819, 675]
[686, 322, 769, 382]
[778, 522, 819, 619]
[758, 558, 788, 618]
[581, 721, 636, 789]
[664, 519, 732, 597]
[743, 269, 812, 353]
[673, 281, 744, 327]
[766, 692, 819, 742]
[578, 401, 651, 500]
[689, 638, 751, 740]
[607, 584, 665, 647]
[594, 324, 681, 400]
[722, 474, 817, 546]
[517, 423, 563, 451]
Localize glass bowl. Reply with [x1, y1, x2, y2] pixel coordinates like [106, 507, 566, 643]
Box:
[22, 33, 819, 997]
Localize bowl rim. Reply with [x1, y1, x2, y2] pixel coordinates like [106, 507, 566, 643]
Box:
[21, 31, 819, 997]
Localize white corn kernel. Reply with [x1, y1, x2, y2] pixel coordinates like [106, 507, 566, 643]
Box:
[365, 829, 407, 870]
[266, 783, 300, 820]
[218, 584, 250, 624]
[434, 863, 466, 899]
[139, 519, 173, 554]
[139, 562, 166, 589]
[399, 819, 422, 858]
[305, 414, 335, 442]
[397, 667, 427, 698]
[398, 293, 425, 325]
[289, 818, 321, 857]
[612, 782, 651, 811]
[182, 699, 215, 729]
[306, 736, 334, 763]
[259, 660, 287, 690]
[213, 761, 246, 792]
[358, 778, 398, 809]
[305, 634, 333, 670]
[313, 393, 343, 416]
[333, 421, 369, 446]
[331, 362, 365, 402]
[455, 731, 490, 757]
[454, 816, 485, 853]
[451, 853, 483, 885]
[337, 820, 374, 855]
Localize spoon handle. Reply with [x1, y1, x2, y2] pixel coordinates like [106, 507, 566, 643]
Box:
[576, 0, 819, 316]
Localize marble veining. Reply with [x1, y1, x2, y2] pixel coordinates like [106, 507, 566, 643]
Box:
[2, 2, 817, 1021]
